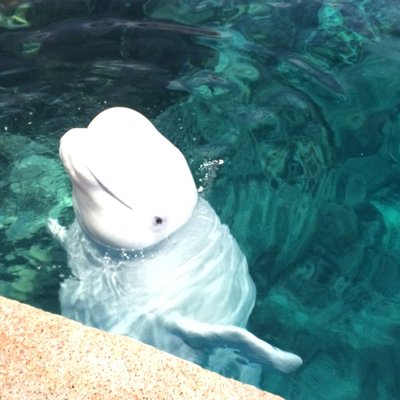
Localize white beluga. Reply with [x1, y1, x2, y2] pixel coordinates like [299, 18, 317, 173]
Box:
[48, 107, 302, 384]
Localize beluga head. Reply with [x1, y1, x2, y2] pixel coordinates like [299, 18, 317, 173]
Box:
[59, 107, 198, 249]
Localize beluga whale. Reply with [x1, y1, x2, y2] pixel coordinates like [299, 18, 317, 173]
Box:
[48, 107, 302, 384]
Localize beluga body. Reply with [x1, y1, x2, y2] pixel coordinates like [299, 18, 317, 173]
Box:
[48, 107, 302, 384]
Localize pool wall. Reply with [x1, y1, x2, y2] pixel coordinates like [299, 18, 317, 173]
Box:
[0, 296, 282, 399]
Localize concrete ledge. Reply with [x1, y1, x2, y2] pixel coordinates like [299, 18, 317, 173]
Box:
[0, 296, 283, 399]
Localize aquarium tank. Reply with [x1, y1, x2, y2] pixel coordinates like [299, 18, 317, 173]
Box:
[0, 1, 399, 399]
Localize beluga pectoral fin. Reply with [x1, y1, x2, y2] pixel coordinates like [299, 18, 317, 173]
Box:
[165, 315, 302, 373]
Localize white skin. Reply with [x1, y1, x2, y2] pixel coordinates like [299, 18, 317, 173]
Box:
[59, 107, 198, 249]
[51, 107, 302, 383]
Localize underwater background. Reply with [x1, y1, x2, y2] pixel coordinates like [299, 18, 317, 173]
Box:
[0, 1, 399, 399]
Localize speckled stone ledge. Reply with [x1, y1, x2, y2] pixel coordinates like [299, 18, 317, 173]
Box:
[0, 296, 283, 400]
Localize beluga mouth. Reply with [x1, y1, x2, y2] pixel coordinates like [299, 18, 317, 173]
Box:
[87, 167, 133, 210]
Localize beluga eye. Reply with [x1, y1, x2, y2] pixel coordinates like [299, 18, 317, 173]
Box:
[154, 216, 164, 225]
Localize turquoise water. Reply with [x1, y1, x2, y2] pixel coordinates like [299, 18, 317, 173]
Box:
[1, 1, 399, 399]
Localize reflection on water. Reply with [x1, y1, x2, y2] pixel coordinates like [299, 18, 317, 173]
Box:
[1, 1, 400, 399]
